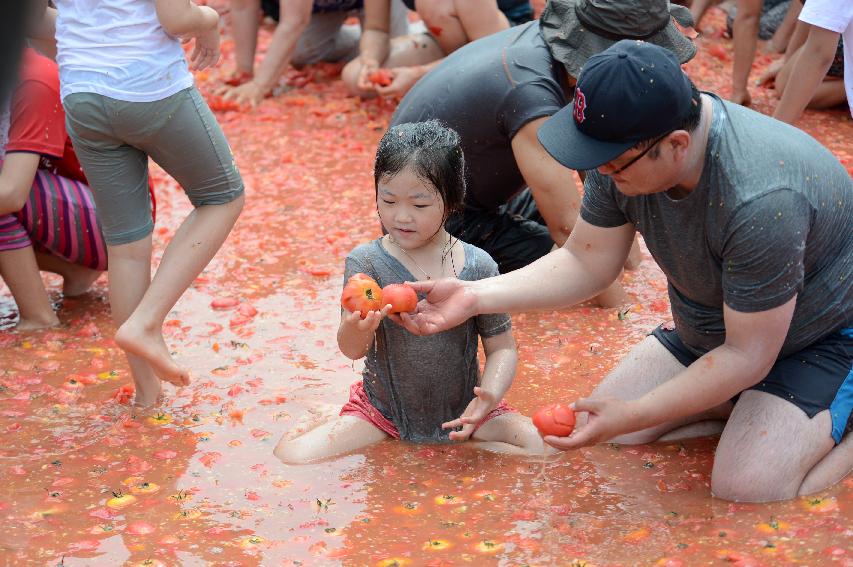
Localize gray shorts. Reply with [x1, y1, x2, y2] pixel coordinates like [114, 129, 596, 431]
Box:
[63, 86, 244, 246]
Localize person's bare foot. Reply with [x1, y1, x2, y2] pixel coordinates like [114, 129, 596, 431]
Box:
[131, 377, 163, 410]
[131, 391, 165, 417]
[16, 313, 60, 331]
[115, 320, 190, 387]
[62, 265, 103, 297]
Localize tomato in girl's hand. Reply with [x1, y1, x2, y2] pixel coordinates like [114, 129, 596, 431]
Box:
[532, 403, 576, 437]
[382, 283, 418, 313]
[341, 273, 383, 317]
[368, 69, 393, 87]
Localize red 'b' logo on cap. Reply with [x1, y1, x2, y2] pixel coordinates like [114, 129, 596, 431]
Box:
[573, 88, 587, 124]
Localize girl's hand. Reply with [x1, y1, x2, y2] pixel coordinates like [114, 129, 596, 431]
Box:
[442, 386, 497, 441]
[189, 25, 220, 71]
[342, 304, 392, 332]
[356, 58, 381, 92]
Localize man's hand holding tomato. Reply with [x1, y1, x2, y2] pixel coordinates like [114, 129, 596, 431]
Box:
[542, 397, 651, 451]
[391, 278, 478, 335]
[441, 386, 498, 442]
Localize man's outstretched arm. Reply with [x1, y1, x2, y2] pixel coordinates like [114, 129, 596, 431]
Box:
[549, 296, 796, 449]
[395, 217, 635, 335]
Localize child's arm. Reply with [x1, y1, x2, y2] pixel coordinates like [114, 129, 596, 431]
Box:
[773, 25, 840, 124]
[443, 328, 518, 441]
[337, 307, 392, 360]
[155, 1, 221, 71]
[154, 0, 218, 38]
[0, 153, 41, 215]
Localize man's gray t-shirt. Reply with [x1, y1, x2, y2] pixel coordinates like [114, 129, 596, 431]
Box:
[344, 239, 512, 442]
[391, 22, 568, 211]
[581, 95, 853, 357]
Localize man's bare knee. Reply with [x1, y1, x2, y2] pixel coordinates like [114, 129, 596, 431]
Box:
[711, 462, 799, 503]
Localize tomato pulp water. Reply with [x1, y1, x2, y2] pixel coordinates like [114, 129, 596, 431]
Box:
[0, 6, 849, 565]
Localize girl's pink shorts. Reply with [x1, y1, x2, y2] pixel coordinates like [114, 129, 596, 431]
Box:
[340, 381, 515, 440]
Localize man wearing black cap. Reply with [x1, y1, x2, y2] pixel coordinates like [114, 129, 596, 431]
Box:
[390, 0, 696, 306]
[395, 40, 853, 502]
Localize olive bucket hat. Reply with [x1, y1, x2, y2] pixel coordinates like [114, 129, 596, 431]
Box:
[540, 0, 697, 77]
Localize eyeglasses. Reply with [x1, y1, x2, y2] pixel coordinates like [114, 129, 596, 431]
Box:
[607, 131, 672, 175]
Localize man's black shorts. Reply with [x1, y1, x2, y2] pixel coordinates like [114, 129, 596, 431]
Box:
[445, 189, 554, 273]
[652, 325, 853, 443]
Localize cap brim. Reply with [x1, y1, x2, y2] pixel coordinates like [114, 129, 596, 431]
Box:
[537, 104, 634, 171]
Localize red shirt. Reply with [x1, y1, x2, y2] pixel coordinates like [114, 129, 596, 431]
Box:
[6, 48, 87, 183]
[5, 48, 156, 218]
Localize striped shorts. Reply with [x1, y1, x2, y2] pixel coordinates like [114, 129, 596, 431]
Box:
[0, 167, 107, 271]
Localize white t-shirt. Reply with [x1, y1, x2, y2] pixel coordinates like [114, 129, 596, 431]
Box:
[799, 0, 853, 118]
[55, 0, 194, 102]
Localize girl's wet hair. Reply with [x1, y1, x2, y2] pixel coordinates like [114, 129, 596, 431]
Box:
[374, 120, 466, 222]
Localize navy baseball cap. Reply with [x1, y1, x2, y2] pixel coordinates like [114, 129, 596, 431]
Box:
[538, 40, 695, 171]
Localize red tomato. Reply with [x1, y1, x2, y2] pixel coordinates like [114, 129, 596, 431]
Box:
[382, 283, 418, 313]
[368, 69, 393, 87]
[341, 273, 383, 317]
[532, 403, 576, 437]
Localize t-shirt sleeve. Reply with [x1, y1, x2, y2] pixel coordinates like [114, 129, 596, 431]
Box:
[5, 80, 67, 159]
[579, 172, 630, 228]
[499, 79, 565, 140]
[343, 249, 376, 285]
[473, 251, 512, 338]
[799, 0, 853, 34]
[721, 190, 811, 313]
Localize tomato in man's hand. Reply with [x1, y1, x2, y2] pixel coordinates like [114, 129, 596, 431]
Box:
[382, 283, 418, 313]
[341, 273, 383, 318]
[532, 403, 576, 437]
[368, 69, 393, 87]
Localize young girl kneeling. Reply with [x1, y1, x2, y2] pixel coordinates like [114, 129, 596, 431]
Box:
[275, 121, 542, 464]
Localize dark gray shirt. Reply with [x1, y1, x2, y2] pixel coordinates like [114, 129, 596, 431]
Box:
[581, 96, 853, 357]
[344, 239, 512, 442]
[391, 21, 568, 211]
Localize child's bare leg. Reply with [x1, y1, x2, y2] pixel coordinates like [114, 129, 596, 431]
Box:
[106, 235, 162, 407]
[229, 0, 262, 74]
[33, 251, 102, 297]
[115, 196, 244, 386]
[805, 78, 847, 109]
[470, 413, 547, 456]
[273, 415, 389, 464]
[0, 246, 59, 330]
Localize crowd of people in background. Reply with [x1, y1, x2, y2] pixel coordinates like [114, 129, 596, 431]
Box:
[0, 0, 850, 503]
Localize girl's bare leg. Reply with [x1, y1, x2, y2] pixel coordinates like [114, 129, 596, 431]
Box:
[0, 246, 59, 330]
[34, 251, 102, 297]
[273, 415, 390, 464]
[115, 195, 244, 386]
[105, 235, 162, 408]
